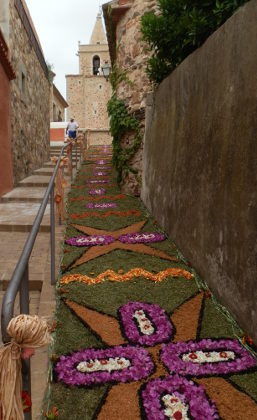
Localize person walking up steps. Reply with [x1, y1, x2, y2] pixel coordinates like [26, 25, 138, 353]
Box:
[66, 118, 78, 141]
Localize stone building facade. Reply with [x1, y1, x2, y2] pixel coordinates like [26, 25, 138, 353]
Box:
[103, 0, 157, 195]
[66, 12, 112, 145]
[0, 28, 15, 196]
[50, 83, 68, 122]
[0, 0, 50, 186]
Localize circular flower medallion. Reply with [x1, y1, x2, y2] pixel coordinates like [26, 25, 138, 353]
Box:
[118, 232, 166, 244]
[65, 235, 115, 247]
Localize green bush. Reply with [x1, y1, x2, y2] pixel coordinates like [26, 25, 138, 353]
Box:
[141, 0, 249, 84]
[107, 63, 142, 184]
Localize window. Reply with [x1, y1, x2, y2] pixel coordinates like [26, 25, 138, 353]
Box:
[92, 55, 100, 75]
[53, 104, 57, 121]
[19, 61, 27, 102]
[21, 72, 26, 95]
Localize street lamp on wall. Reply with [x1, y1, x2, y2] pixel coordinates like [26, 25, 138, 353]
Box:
[101, 61, 111, 81]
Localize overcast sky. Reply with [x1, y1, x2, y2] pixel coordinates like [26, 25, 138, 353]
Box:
[25, 0, 104, 99]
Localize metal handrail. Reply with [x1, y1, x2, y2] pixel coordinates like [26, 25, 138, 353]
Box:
[0, 140, 80, 419]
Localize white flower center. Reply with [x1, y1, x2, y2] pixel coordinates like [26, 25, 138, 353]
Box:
[182, 350, 235, 364]
[77, 357, 130, 373]
[162, 393, 189, 419]
[133, 310, 155, 335]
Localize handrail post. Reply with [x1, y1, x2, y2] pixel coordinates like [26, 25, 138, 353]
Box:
[20, 263, 29, 314]
[22, 358, 32, 420]
[50, 185, 55, 285]
[75, 142, 78, 170]
[20, 264, 32, 420]
[70, 143, 73, 182]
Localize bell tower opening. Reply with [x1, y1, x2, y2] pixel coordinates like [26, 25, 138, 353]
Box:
[92, 55, 100, 75]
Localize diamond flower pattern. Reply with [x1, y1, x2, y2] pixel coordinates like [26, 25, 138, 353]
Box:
[54, 295, 257, 419]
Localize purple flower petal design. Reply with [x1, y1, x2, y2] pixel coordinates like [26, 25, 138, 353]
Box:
[89, 188, 106, 196]
[93, 171, 107, 176]
[86, 202, 118, 209]
[54, 345, 154, 387]
[118, 302, 173, 346]
[65, 235, 115, 247]
[118, 232, 166, 244]
[87, 179, 110, 184]
[96, 159, 109, 165]
[95, 166, 112, 170]
[141, 375, 219, 419]
[161, 339, 256, 377]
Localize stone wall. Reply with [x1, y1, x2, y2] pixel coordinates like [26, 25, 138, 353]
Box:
[50, 85, 67, 122]
[66, 74, 111, 131]
[106, 0, 157, 195]
[87, 129, 112, 146]
[0, 28, 15, 196]
[141, 1, 257, 342]
[9, 0, 50, 185]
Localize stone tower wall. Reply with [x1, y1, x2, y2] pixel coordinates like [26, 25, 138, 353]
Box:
[66, 74, 111, 130]
[9, 0, 50, 185]
[66, 14, 112, 136]
[66, 75, 85, 124]
[79, 45, 110, 77]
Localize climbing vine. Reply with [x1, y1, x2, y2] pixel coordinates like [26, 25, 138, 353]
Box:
[107, 63, 142, 185]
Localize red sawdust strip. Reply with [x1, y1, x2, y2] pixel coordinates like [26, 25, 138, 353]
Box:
[97, 383, 141, 420]
[70, 209, 141, 220]
[65, 300, 125, 346]
[195, 377, 257, 419]
[171, 292, 204, 342]
[71, 241, 177, 268]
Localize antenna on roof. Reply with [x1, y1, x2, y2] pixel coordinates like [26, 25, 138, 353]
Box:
[98, 0, 102, 17]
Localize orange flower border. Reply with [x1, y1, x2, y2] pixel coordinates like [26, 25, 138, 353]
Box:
[70, 210, 141, 220]
[61, 267, 194, 286]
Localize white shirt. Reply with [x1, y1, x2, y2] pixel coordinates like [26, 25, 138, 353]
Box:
[67, 121, 78, 131]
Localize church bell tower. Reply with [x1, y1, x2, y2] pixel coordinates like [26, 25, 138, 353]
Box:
[66, 10, 112, 144]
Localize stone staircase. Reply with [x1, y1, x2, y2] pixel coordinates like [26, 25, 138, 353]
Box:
[0, 144, 79, 419]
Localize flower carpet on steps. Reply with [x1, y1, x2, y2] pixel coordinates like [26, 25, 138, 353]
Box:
[47, 145, 257, 420]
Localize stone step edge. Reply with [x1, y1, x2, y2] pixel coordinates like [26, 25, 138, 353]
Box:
[0, 280, 43, 291]
[0, 225, 50, 233]
[0, 197, 50, 203]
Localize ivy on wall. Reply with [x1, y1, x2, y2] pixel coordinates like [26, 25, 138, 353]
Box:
[107, 63, 142, 185]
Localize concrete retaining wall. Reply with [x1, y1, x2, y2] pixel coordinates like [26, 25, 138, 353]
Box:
[141, 0, 257, 342]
